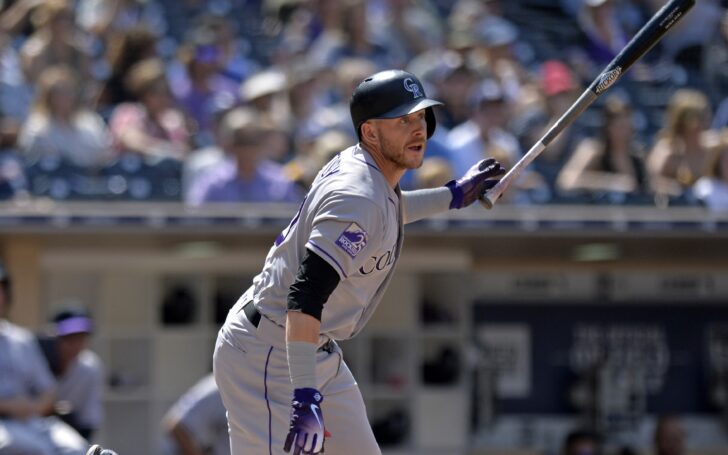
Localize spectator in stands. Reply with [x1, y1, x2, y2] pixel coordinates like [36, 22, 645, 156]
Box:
[238, 68, 288, 122]
[285, 59, 325, 155]
[0, 149, 26, 200]
[448, 78, 537, 202]
[309, 0, 392, 68]
[471, 14, 530, 104]
[408, 50, 477, 131]
[644, 0, 721, 71]
[0, 31, 34, 124]
[182, 99, 237, 199]
[95, 25, 158, 114]
[171, 24, 242, 142]
[200, 14, 258, 86]
[311, 57, 377, 139]
[694, 147, 728, 211]
[76, 0, 167, 40]
[37, 305, 104, 440]
[0, 32, 30, 200]
[161, 373, 229, 455]
[521, 60, 584, 197]
[562, 428, 601, 455]
[284, 128, 352, 192]
[18, 65, 113, 168]
[647, 89, 728, 200]
[368, 0, 445, 68]
[0, 0, 44, 37]
[702, 10, 728, 102]
[20, 0, 90, 85]
[109, 58, 190, 160]
[413, 157, 453, 190]
[0, 260, 88, 455]
[186, 107, 303, 205]
[577, 0, 628, 67]
[654, 415, 686, 455]
[448, 78, 520, 177]
[557, 95, 649, 202]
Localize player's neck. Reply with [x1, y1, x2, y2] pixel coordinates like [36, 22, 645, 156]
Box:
[360, 142, 404, 188]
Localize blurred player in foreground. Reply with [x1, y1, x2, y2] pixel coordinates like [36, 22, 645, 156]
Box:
[161, 373, 229, 455]
[213, 69, 505, 455]
[38, 306, 104, 440]
[0, 261, 88, 454]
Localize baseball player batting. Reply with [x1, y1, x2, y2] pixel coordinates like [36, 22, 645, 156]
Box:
[213, 69, 505, 455]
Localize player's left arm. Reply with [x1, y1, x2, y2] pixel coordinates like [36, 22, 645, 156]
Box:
[402, 158, 505, 224]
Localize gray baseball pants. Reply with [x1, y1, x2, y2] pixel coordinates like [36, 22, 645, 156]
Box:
[212, 308, 381, 455]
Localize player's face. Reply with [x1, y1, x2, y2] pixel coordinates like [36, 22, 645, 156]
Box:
[59, 333, 90, 362]
[372, 110, 428, 170]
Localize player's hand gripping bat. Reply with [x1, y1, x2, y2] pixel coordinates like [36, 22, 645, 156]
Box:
[480, 0, 696, 208]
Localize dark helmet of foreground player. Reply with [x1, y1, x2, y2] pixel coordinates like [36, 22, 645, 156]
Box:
[350, 69, 443, 140]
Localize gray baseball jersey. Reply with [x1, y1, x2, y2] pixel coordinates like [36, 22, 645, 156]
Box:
[57, 350, 104, 430]
[215, 143, 405, 455]
[232, 143, 403, 342]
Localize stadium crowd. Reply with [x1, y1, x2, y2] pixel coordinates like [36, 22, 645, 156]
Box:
[0, 0, 727, 209]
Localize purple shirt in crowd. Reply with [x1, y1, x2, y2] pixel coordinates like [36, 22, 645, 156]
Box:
[187, 157, 304, 205]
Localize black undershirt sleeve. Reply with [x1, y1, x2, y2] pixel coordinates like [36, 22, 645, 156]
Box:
[287, 248, 341, 321]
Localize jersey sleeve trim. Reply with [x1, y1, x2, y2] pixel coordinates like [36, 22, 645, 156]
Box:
[306, 240, 348, 279]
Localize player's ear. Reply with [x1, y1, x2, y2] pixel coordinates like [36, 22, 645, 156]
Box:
[362, 121, 378, 143]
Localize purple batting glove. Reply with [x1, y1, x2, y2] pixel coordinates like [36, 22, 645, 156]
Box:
[445, 158, 506, 209]
[284, 388, 326, 455]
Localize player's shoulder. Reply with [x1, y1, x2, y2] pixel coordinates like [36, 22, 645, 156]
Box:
[312, 144, 389, 200]
[0, 320, 34, 343]
[78, 349, 104, 370]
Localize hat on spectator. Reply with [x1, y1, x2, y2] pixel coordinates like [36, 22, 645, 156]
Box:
[408, 50, 469, 85]
[448, 26, 477, 50]
[471, 78, 505, 107]
[476, 16, 518, 47]
[584, 0, 610, 7]
[178, 24, 221, 67]
[541, 60, 575, 96]
[286, 58, 320, 89]
[52, 305, 93, 337]
[240, 69, 287, 102]
[125, 58, 168, 98]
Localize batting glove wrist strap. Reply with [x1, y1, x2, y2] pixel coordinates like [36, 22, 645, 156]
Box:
[284, 388, 326, 454]
[446, 158, 506, 209]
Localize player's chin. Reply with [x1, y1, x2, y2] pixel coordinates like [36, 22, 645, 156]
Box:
[403, 145, 426, 168]
[401, 155, 424, 170]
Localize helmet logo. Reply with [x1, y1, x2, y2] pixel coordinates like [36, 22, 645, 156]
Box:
[403, 78, 423, 99]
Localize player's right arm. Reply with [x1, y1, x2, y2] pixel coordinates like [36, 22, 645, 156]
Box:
[283, 193, 381, 454]
[0, 329, 58, 419]
[284, 250, 340, 455]
[0, 392, 55, 419]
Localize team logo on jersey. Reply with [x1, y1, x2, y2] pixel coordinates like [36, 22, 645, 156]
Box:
[336, 223, 368, 258]
[403, 78, 423, 99]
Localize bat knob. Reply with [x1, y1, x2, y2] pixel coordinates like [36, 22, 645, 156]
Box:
[479, 195, 495, 210]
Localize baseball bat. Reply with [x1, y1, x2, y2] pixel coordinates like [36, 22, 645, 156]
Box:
[480, 0, 695, 209]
